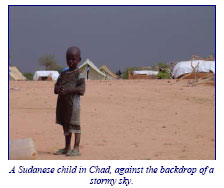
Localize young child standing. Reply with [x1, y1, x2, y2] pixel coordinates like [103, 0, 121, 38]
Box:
[54, 46, 85, 156]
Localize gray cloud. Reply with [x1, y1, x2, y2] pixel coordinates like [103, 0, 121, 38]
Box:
[9, 6, 215, 73]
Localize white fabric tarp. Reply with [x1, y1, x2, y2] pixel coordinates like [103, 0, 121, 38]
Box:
[133, 70, 159, 76]
[172, 60, 215, 78]
[33, 71, 59, 81]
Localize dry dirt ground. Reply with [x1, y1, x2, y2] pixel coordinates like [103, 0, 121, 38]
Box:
[9, 80, 215, 160]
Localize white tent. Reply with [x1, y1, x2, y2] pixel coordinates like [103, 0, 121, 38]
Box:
[33, 71, 59, 81]
[99, 65, 118, 80]
[79, 59, 106, 80]
[9, 66, 27, 80]
[172, 60, 215, 78]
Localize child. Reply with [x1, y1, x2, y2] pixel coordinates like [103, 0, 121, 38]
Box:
[54, 46, 85, 156]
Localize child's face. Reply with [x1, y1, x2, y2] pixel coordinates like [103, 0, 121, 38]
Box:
[66, 51, 81, 70]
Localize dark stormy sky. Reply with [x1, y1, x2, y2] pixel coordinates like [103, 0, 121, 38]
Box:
[9, 6, 215, 73]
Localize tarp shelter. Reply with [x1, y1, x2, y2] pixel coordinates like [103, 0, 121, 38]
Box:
[9, 66, 27, 80]
[33, 71, 59, 81]
[79, 59, 106, 80]
[172, 60, 215, 79]
[128, 70, 159, 79]
[133, 70, 159, 76]
[99, 65, 118, 80]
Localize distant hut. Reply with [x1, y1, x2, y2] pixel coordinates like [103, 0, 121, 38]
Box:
[99, 65, 118, 80]
[172, 60, 215, 79]
[33, 71, 59, 81]
[9, 66, 27, 81]
[128, 70, 159, 79]
[79, 59, 106, 80]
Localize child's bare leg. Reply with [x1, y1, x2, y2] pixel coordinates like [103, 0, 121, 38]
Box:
[73, 133, 81, 151]
[63, 124, 72, 152]
[66, 125, 81, 156]
[65, 133, 72, 151]
[55, 125, 71, 155]
[54, 132, 71, 155]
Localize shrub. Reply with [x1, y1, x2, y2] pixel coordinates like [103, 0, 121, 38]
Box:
[157, 62, 170, 69]
[157, 70, 170, 79]
[23, 72, 34, 80]
[122, 67, 139, 79]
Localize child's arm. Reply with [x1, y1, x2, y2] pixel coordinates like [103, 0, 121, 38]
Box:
[73, 77, 85, 95]
[54, 74, 63, 94]
[54, 82, 60, 94]
[64, 78, 85, 95]
[62, 73, 85, 96]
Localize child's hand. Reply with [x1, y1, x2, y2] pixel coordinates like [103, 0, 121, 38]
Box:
[58, 86, 65, 95]
[58, 86, 71, 95]
[54, 85, 61, 94]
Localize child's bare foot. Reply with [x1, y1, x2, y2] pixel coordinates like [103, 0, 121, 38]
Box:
[54, 148, 71, 155]
[66, 147, 80, 156]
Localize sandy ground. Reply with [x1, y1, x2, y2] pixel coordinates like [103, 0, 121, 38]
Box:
[9, 79, 215, 160]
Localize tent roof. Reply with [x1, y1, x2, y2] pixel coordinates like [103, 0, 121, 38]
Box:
[33, 71, 59, 81]
[172, 60, 215, 78]
[99, 65, 118, 78]
[79, 59, 106, 77]
[9, 66, 26, 80]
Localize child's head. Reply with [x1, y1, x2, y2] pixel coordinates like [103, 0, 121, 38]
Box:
[66, 46, 82, 70]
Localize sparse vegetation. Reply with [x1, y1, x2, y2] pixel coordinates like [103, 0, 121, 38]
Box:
[122, 67, 141, 79]
[157, 62, 170, 70]
[38, 54, 63, 72]
[38, 54, 57, 70]
[157, 70, 170, 79]
[23, 72, 34, 80]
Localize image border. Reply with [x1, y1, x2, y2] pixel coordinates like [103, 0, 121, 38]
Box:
[8, 4, 216, 160]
